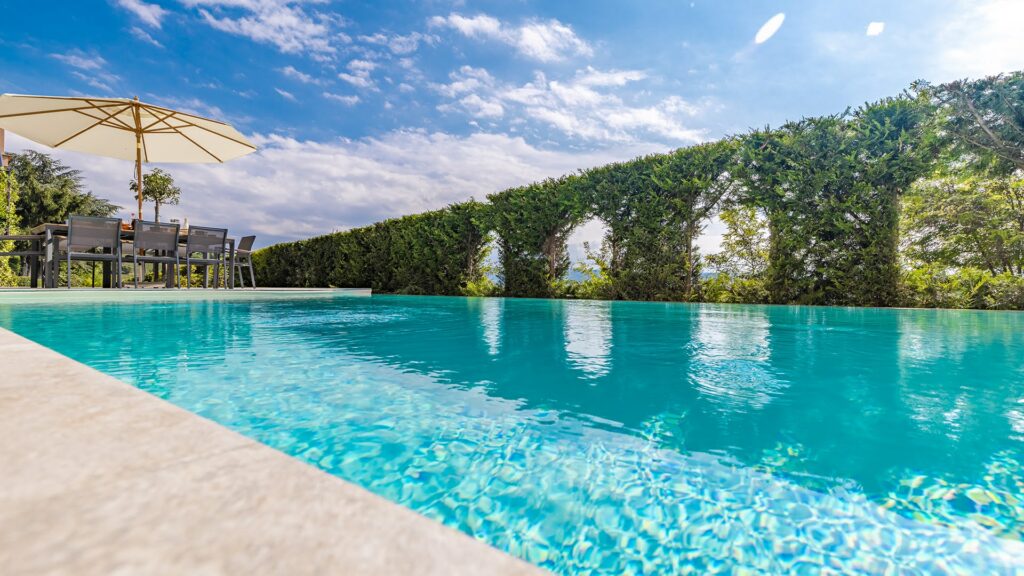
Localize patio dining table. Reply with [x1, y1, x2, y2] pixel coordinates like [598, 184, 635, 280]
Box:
[30, 223, 236, 289]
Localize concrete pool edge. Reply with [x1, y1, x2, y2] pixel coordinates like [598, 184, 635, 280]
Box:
[0, 327, 543, 575]
[0, 286, 373, 303]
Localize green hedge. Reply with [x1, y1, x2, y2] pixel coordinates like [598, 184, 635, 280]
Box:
[253, 202, 487, 295]
[253, 73, 1024, 310]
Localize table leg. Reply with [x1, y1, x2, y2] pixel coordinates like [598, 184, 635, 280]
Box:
[102, 246, 112, 288]
[228, 239, 235, 289]
[30, 238, 40, 288]
[44, 229, 54, 288]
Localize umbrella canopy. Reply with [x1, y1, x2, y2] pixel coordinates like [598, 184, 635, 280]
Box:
[0, 94, 256, 219]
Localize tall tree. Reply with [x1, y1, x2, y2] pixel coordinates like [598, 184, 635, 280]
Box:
[705, 206, 769, 278]
[916, 72, 1024, 174]
[130, 168, 181, 223]
[732, 96, 932, 306]
[651, 139, 739, 300]
[0, 169, 19, 285]
[9, 150, 118, 227]
[487, 176, 585, 298]
[902, 172, 1024, 276]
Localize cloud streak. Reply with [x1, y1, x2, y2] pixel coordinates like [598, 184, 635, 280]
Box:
[430, 13, 593, 62]
[115, 0, 169, 29]
[435, 66, 706, 144]
[184, 0, 338, 57]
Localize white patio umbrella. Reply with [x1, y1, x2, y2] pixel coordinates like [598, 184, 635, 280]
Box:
[0, 94, 257, 220]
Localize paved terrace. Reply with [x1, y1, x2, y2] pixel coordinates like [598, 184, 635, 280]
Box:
[0, 294, 543, 575]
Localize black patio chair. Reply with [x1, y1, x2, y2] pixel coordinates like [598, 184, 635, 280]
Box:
[0, 233, 45, 287]
[184, 225, 228, 289]
[233, 235, 256, 289]
[129, 219, 180, 289]
[61, 216, 123, 289]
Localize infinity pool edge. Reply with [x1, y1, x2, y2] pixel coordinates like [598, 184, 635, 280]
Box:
[0, 326, 544, 576]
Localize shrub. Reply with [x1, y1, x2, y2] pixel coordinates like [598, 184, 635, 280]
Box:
[253, 202, 488, 295]
[701, 273, 770, 304]
[900, 265, 1024, 310]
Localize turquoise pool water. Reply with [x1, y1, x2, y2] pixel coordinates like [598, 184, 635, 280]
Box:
[2, 293, 1024, 573]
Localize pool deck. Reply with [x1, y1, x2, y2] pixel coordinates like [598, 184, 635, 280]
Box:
[0, 286, 373, 301]
[0, 323, 543, 575]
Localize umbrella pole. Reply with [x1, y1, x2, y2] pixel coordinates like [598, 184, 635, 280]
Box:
[135, 133, 143, 221]
[1, 128, 10, 235]
[132, 96, 143, 222]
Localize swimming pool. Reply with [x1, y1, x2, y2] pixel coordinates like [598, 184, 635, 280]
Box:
[2, 293, 1023, 573]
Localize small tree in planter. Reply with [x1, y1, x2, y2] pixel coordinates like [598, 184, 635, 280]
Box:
[130, 168, 182, 281]
[130, 168, 181, 223]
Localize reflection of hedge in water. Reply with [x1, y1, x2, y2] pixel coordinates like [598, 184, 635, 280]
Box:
[254, 72, 1024, 309]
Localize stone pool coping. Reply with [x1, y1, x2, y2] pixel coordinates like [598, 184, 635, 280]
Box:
[0, 326, 543, 575]
[0, 286, 372, 302]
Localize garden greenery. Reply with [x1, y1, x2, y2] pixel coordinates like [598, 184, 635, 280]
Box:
[253, 71, 1024, 310]
[254, 202, 487, 295]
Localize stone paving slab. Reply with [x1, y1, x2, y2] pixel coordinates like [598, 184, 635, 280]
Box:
[0, 327, 544, 576]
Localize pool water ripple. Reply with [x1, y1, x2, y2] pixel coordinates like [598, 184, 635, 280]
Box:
[2, 294, 1024, 573]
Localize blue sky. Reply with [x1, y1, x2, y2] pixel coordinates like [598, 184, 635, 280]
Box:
[3, 0, 1024, 251]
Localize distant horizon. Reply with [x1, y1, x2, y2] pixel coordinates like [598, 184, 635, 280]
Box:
[4, 0, 1024, 253]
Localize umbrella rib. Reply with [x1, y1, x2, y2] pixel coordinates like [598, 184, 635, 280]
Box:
[84, 98, 137, 130]
[0, 102, 125, 120]
[4, 95, 232, 127]
[54, 104, 134, 147]
[151, 113, 223, 162]
[70, 108, 135, 132]
[141, 104, 256, 150]
[4, 94, 128, 104]
[89, 108, 137, 131]
[137, 101, 232, 127]
[139, 107, 179, 132]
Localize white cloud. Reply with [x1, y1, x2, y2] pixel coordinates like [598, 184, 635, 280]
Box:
[183, 0, 337, 56]
[6, 130, 665, 247]
[339, 74, 373, 88]
[515, 19, 592, 62]
[429, 13, 502, 38]
[279, 65, 322, 85]
[51, 50, 107, 70]
[754, 13, 785, 44]
[358, 31, 437, 54]
[275, 87, 297, 101]
[433, 65, 496, 98]
[865, 21, 885, 36]
[115, 0, 169, 28]
[323, 92, 360, 106]
[574, 67, 648, 87]
[455, 94, 504, 119]
[435, 66, 705, 144]
[934, 0, 1024, 80]
[430, 13, 592, 62]
[130, 26, 164, 47]
[338, 59, 378, 89]
[51, 50, 121, 93]
[71, 71, 121, 94]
